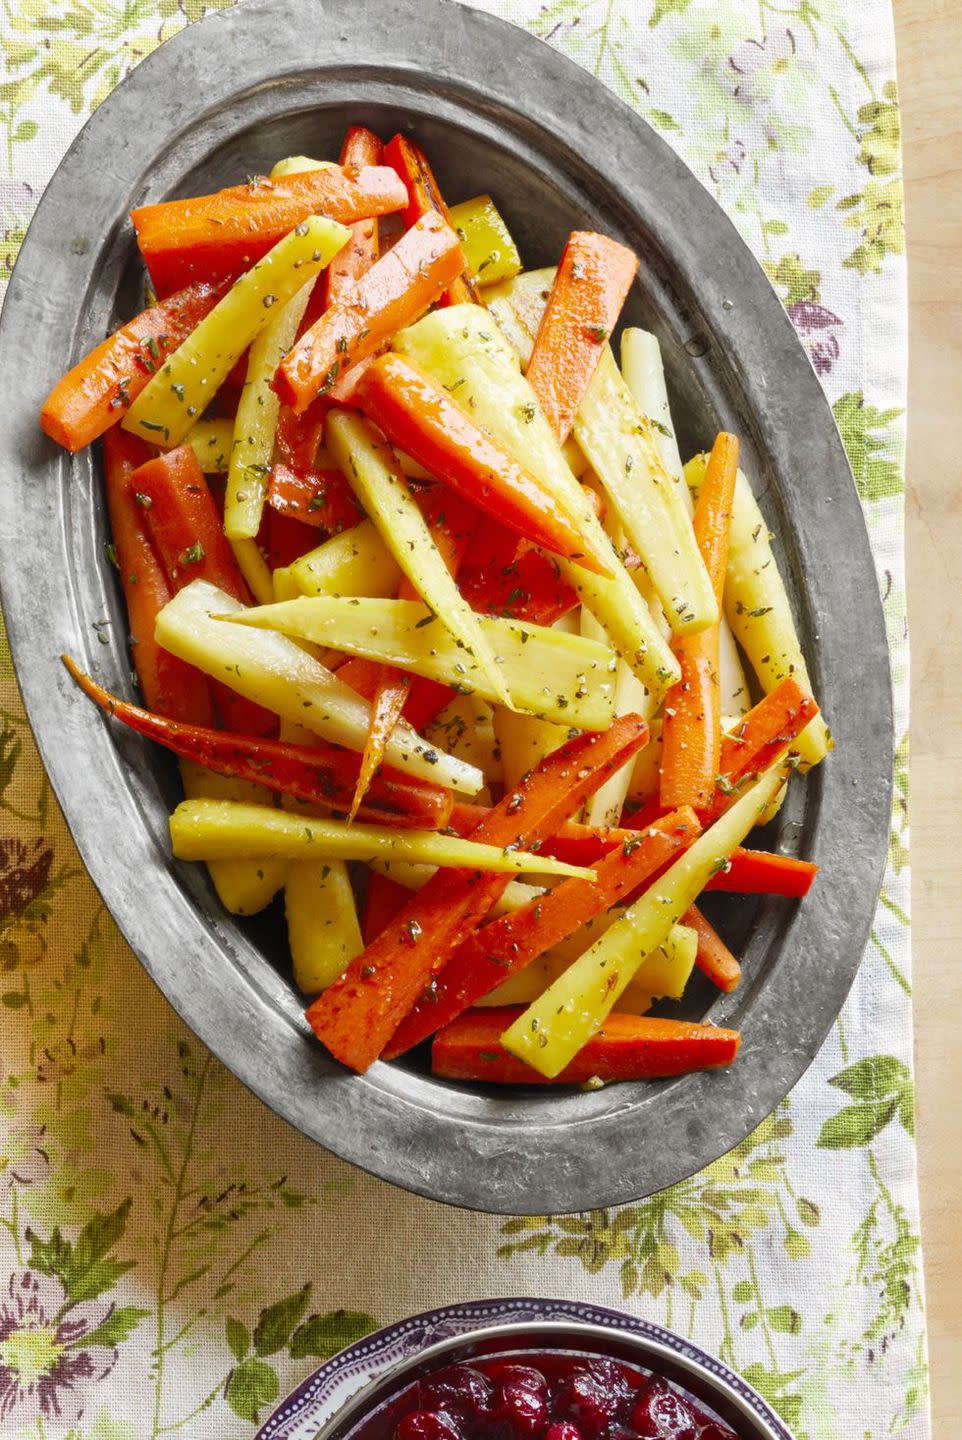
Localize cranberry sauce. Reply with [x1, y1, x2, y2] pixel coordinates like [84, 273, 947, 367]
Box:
[353, 1352, 742, 1440]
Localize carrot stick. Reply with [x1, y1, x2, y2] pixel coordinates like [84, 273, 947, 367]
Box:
[683, 905, 742, 992]
[460, 544, 579, 625]
[273, 211, 466, 413]
[659, 432, 738, 811]
[41, 282, 226, 452]
[349, 486, 476, 819]
[525, 231, 638, 444]
[102, 429, 214, 724]
[388, 808, 700, 1056]
[383, 133, 481, 305]
[335, 658, 454, 733]
[362, 871, 410, 945]
[267, 462, 364, 534]
[356, 354, 609, 574]
[306, 714, 650, 1071]
[130, 446, 276, 735]
[431, 1008, 741, 1085]
[132, 165, 407, 296]
[448, 803, 817, 896]
[703, 675, 819, 822]
[61, 658, 454, 830]
[324, 127, 383, 309]
[266, 508, 318, 570]
[274, 398, 328, 472]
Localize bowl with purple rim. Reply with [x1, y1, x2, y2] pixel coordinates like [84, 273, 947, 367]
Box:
[254, 1299, 793, 1440]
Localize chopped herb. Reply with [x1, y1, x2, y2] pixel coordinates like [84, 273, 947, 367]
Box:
[133, 492, 153, 509]
[586, 325, 609, 343]
[179, 542, 206, 566]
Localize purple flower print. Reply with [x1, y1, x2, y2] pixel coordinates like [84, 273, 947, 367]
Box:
[2, 1125, 50, 1188]
[788, 300, 843, 375]
[0, 1270, 117, 1427]
[728, 28, 797, 104]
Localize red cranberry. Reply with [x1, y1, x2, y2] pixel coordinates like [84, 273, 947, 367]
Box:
[396, 1412, 463, 1440]
[545, 1424, 583, 1440]
[419, 1367, 493, 1421]
[553, 1373, 619, 1439]
[630, 1382, 698, 1440]
[493, 1374, 550, 1437]
[697, 1427, 740, 1440]
[582, 1359, 632, 1400]
[496, 1366, 549, 1396]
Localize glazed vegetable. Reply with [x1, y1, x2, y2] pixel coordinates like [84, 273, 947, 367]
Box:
[286, 858, 364, 994]
[393, 306, 680, 700]
[323, 128, 383, 308]
[305, 715, 650, 1072]
[686, 453, 833, 768]
[385, 808, 699, 1058]
[154, 581, 485, 793]
[101, 428, 213, 724]
[500, 765, 784, 1077]
[131, 164, 405, 295]
[683, 905, 742, 993]
[704, 675, 819, 822]
[574, 348, 717, 634]
[225, 596, 618, 729]
[290, 520, 402, 598]
[326, 411, 509, 704]
[659, 431, 739, 810]
[61, 657, 456, 830]
[273, 211, 467, 413]
[357, 354, 610, 574]
[525, 231, 638, 444]
[179, 760, 288, 916]
[448, 193, 523, 288]
[41, 281, 225, 452]
[170, 800, 593, 877]
[383, 132, 481, 305]
[123, 216, 348, 447]
[267, 462, 364, 535]
[432, 1010, 741, 1085]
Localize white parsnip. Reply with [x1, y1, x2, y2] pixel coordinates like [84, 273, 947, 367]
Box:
[290, 521, 402, 599]
[179, 761, 287, 916]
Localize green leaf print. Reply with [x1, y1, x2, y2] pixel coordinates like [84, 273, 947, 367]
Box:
[649, 0, 695, 24]
[818, 1055, 915, 1148]
[225, 1315, 250, 1362]
[225, 1355, 280, 1423]
[857, 81, 901, 177]
[26, 1197, 136, 1304]
[764, 253, 821, 306]
[252, 1282, 312, 1356]
[832, 390, 903, 501]
[288, 1308, 377, 1360]
[818, 1099, 898, 1149]
[78, 1304, 151, 1349]
[838, 179, 905, 274]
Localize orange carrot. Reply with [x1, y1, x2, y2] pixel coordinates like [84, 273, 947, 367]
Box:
[273, 211, 466, 413]
[525, 231, 638, 443]
[41, 282, 225, 452]
[356, 354, 610, 574]
[387, 808, 699, 1056]
[274, 397, 328, 473]
[707, 849, 817, 898]
[335, 657, 453, 733]
[131, 165, 407, 296]
[683, 905, 742, 992]
[305, 714, 650, 1071]
[130, 446, 276, 735]
[265, 508, 318, 570]
[383, 133, 480, 305]
[431, 1009, 741, 1085]
[267, 462, 364, 534]
[349, 672, 413, 822]
[324, 127, 383, 309]
[660, 432, 739, 811]
[102, 430, 214, 724]
[702, 676, 819, 823]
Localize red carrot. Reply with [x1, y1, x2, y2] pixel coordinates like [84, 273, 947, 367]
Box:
[324, 127, 383, 309]
[265, 508, 319, 570]
[431, 1009, 741, 1085]
[41, 282, 226, 453]
[525, 231, 638, 443]
[305, 714, 650, 1071]
[659, 432, 738, 811]
[335, 658, 454, 733]
[706, 849, 817, 898]
[387, 808, 700, 1056]
[267, 462, 363, 534]
[61, 659, 455, 831]
[356, 354, 610, 574]
[273, 211, 466, 413]
[102, 429, 214, 724]
[683, 905, 742, 993]
[702, 676, 819, 823]
[274, 398, 328, 473]
[132, 165, 407, 296]
[362, 872, 410, 945]
[383, 133, 480, 305]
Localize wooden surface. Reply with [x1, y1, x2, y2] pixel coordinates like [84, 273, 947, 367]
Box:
[894, 1, 962, 1434]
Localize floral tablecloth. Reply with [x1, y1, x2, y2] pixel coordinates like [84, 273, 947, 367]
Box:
[0, 2, 922, 1438]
